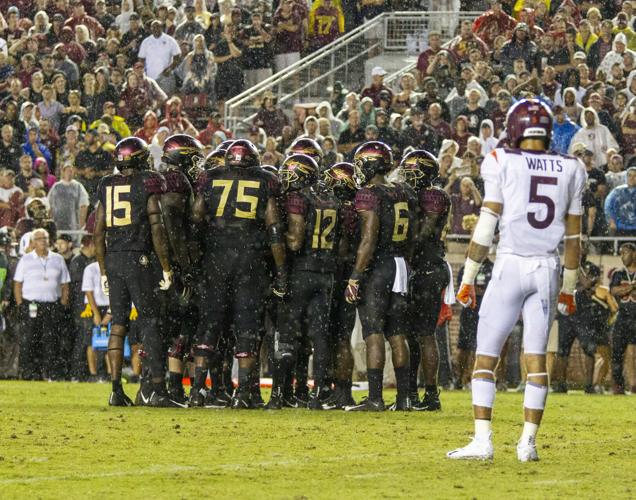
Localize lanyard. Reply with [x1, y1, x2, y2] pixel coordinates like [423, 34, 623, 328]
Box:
[38, 255, 49, 281]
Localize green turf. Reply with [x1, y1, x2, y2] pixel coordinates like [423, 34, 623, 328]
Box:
[0, 382, 634, 499]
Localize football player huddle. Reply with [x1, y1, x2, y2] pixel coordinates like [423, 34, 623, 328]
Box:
[94, 130, 452, 412]
[94, 99, 586, 464]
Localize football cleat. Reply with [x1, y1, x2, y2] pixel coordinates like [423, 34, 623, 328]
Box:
[167, 386, 188, 407]
[409, 391, 420, 406]
[413, 389, 441, 411]
[250, 387, 266, 409]
[204, 389, 232, 409]
[146, 391, 183, 408]
[109, 389, 134, 407]
[344, 397, 385, 412]
[230, 390, 253, 410]
[447, 436, 494, 461]
[283, 395, 303, 409]
[188, 387, 208, 408]
[322, 388, 356, 410]
[307, 386, 332, 410]
[388, 397, 412, 411]
[266, 387, 284, 410]
[517, 440, 539, 462]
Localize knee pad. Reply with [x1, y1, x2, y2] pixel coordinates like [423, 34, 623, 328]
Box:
[472, 370, 496, 408]
[524, 382, 548, 410]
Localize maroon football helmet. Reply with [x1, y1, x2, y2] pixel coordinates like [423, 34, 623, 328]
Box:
[288, 137, 323, 167]
[114, 137, 150, 170]
[204, 149, 226, 169]
[279, 154, 319, 193]
[397, 149, 439, 190]
[162, 134, 204, 181]
[353, 141, 393, 186]
[323, 162, 357, 200]
[225, 139, 260, 168]
[216, 139, 234, 153]
[505, 99, 553, 147]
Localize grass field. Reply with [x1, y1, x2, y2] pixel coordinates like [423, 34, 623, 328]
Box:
[0, 382, 634, 499]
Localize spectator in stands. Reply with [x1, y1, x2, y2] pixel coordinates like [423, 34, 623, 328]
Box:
[14, 227, 70, 381]
[400, 108, 440, 155]
[0, 124, 20, 172]
[47, 164, 89, 237]
[57, 125, 81, 171]
[478, 119, 497, 155]
[159, 96, 197, 136]
[449, 19, 489, 64]
[360, 66, 392, 107]
[449, 177, 482, 235]
[307, 0, 344, 51]
[551, 105, 580, 154]
[471, 0, 516, 50]
[272, 0, 303, 73]
[21, 126, 53, 168]
[337, 109, 365, 159]
[0, 169, 23, 228]
[37, 85, 64, 133]
[599, 33, 634, 78]
[426, 102, 452, 142]
[213, 23, 244, 110]
[459, 88, 487, 135]
[416, 31, 443, 87]
[174, 4, 206, 50]
[315, 101, 343, 138]
[34, 158, 56, 192]
[93, 101, 131, 139]
[499, 23, 537, 76]
[606, 153, 627, 191]
[254, 91, 289, 138]
[198, 111, 233, 146]
[74, 130, 112, 175]
[570, 107, 619, 168]
[605, 167, 636, 236]
[240, 13, 273, 89]
[138, 20, 182, 95]
[589, 20, 614, 73]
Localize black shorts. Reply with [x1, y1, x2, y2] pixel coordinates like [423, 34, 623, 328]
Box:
[458, 307, 478, 352]
[557, 313, 596, 357]
[330, 270, 356, 343]
[105, 252, 162, 327]
[196, 246, 268, 355]
[613, 313, 636, 345]
[408, 259, 450, 338]
[278, 270, 334, 345]
[357, 258, 408, 340]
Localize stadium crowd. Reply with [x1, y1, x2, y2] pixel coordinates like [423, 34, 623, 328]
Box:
[0, 0, 634, 407]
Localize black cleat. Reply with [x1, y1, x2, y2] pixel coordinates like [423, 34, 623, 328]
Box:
[168, 387, 188, 408]
[409, 391, 420, 406]
[231, 390, 253, 410]
[204, 389, 232, 409]
[307, 387, 328, 410]
[188, 387, 207, 408]
[109, 389, 134, 407]
[551, 382, 568, 394]
[251, 387, 265, 409]
[147, 391, 183, 408]
[284, 395, 304, 408]
[266, 387, 284, 410]
[414, 390, 441, 411]
[388, 397, 412, 411]
[344, 397, 385, 412]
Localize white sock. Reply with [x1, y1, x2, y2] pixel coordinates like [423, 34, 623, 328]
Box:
[474, 419, 492, 441]
[520, 422, 539, 445]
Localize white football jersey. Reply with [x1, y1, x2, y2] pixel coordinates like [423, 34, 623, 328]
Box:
[481, 148, 587, 257]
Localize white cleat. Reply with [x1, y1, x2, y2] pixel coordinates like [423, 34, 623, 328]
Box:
[517, 441, 539, 462]
[446, 436, 494, 461]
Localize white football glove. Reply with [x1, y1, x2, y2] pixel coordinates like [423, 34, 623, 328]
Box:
[159, 270, 173, 291]
[100, 275, 109, 296]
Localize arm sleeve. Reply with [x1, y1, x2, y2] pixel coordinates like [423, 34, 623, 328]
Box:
[480, 150, 503, 204]
[13, 258, 24, 283]
[567, 162, 587, 216]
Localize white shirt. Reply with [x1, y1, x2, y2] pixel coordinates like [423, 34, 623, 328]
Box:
[481, 148, 586, 257]
[0, 185, 21, 203]
[14, 250, 71, 302]
[81, 262, 109, 307]
[138, 33, 182, 79]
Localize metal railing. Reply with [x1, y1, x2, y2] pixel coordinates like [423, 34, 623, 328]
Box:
[223, 11, 481, 132]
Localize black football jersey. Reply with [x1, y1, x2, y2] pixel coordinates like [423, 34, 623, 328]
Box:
[196, 166, 277, 248]
[286, 186, 341, 273]
[354, 182, 415, 259]
[413, 185, 451, 266]
[97, 170, 166, 253]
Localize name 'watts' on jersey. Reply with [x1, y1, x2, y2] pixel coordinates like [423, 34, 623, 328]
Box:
[481, 148, 587, 257]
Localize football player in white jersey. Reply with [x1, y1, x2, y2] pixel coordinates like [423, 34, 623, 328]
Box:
[447, 99, 586, 462]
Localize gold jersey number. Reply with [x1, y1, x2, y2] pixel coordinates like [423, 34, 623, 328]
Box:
[311, 208, 337, 249]
[392, 202, 409, 242]
[212, 179, 260, 220]
[105, 185, 132, 227]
